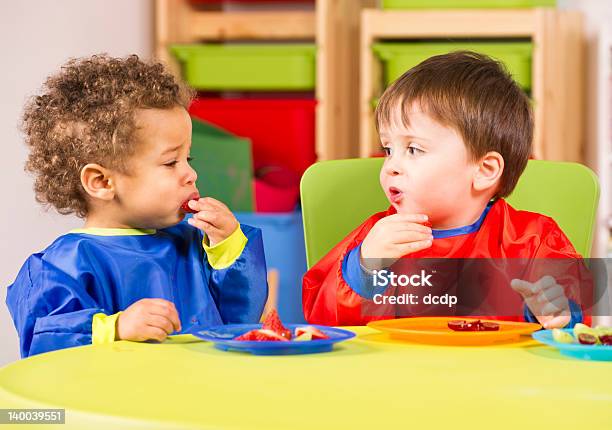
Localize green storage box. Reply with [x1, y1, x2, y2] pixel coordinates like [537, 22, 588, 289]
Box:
[381, 0, 555, 9]
[171, 44, 316, 91]
[373, 42, 533, 90]
[190, 118, 254, 212]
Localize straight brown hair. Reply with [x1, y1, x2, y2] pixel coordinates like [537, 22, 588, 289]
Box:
[375, 50, 533, 197]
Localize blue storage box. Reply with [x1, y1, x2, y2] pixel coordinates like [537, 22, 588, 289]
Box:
[236, 211, 307, 323]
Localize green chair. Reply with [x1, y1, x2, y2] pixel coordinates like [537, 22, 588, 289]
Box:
[300, 158, 599, 268]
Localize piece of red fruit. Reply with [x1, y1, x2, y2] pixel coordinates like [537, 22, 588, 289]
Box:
[465, 320, 479, 331]
[598, 334, 612, 346]
[234, 329, 289, 342]
[294, 326, 330, 340]
[234, 329, 259, 341]
[253, 329, 289, 341]
[262, 309, 292, 340]
[181, 199, 198, 214]
[448, 319, 499, 332]
[578, 333, 597, 345]
[481, 322, 500, 331]
[448, 320, 468, 331]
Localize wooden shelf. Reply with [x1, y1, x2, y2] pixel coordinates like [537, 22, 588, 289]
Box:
[361, 9, 536, 37]
[189, 11, 315, 41]
[155, 3, 585, 167]
[155, 0, 375, 162]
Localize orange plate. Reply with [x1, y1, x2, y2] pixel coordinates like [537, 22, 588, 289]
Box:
[367, 317, 541, 346]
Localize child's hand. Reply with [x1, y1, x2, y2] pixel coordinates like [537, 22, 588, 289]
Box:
[360, 214, 433, 270]
[187, 197, 239, 246]
[116, 299, 181, 342]
[510, 276, 571, 329]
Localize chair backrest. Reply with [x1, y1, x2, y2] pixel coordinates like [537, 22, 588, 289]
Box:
[301, 158, 600, 268]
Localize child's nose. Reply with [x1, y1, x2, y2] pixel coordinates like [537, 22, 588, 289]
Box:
[185, 164, 198, 184]
[384, 157, 403, 176]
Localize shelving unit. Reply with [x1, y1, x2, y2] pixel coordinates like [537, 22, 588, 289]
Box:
[359, 8, 585, 163]
[154, 0, 375, 162]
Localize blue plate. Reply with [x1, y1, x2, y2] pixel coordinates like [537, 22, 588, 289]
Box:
[532, 329, 612, 361]
[192, 324, 355, 355]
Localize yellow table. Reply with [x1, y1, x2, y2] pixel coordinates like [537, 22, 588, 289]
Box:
[1, 327, 611, 429]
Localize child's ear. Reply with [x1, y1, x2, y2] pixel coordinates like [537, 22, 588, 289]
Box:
[80, 163, 115, 201]
[473, 151, 504, 193]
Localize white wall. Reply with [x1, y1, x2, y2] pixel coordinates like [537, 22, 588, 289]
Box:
[558, 0, 612, 261]
[0, 1, 152, 366]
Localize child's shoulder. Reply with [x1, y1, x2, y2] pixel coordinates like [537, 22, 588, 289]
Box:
[495, 199, 561, 232]
[38, 222, 199, 259]
[493, 199, 577, 256]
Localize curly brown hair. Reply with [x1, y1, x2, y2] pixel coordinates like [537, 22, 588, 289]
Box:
[22, 54, 194, 218]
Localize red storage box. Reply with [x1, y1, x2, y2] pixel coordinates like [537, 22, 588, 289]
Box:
[254, 166, 301, 212]
[189, 98, 317, 176]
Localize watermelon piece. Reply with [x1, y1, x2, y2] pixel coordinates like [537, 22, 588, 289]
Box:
[234, 329, 259, 341]
[294, 326, 330, 340]
[234, 329, 289, 342]
[294, 332, 313, 341]
[262, 309, 292, 340]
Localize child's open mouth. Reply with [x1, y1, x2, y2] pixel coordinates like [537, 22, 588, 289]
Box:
[180, 193, 200, 214]
[388, 187, 403, 204]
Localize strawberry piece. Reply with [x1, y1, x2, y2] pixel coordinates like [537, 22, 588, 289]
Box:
[181, 199, 198, 214]
[262, 309, 292, 339]
[294, 326, 330, 340]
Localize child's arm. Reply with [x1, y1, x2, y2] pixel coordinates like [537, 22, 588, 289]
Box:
[510, 218, 588, 329]
[511, 276, 582, 328]
[6, 255, 181, 358]
[342, 213, 433, 298]
[187, 197, 267, 324]
[302, 212, 432, 325]
[7, 254, 112, 357]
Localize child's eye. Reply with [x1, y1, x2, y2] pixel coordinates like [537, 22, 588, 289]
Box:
[382, 146, 392, 156]
[408, 146, 424, 156]
[163, 160, 178, 167]
[187, 156, 194, 163]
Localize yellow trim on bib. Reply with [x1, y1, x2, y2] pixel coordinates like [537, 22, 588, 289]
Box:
[202, 227, 248, 270]
[92, 312, 122, 344]
[69, 228, 156, 236]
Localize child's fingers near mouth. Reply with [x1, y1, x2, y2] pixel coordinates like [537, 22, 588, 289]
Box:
[181, 194, 201, 213]
[193, 210, 219, 226]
